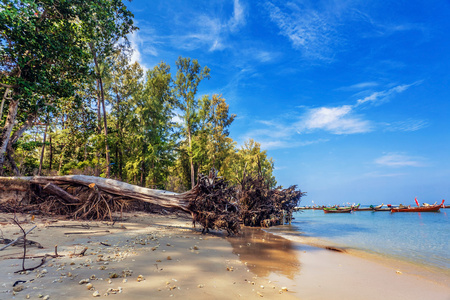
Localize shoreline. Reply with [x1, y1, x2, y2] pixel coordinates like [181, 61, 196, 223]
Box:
[0, 212, 449, 299]
[265, 225, 450, 284]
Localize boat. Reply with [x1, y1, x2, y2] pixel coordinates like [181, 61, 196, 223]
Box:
[354, 206, 373, 211]
[337, 206, 352, 210]
[370, 203, 384, 210]
[391, 205, 441, 212]
[351, 204, 360, 211]
[323, 207, 352, 213]
[373, 207, 391, 211]
[312, 206, 325, 210]
[391, 200, 444, 212]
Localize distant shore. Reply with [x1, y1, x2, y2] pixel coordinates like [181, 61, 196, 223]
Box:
[0, 212, 449, 299]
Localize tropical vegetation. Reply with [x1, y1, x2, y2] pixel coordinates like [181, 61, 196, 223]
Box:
[0, 0, 277, 193]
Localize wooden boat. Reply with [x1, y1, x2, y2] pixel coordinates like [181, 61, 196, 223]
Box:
[323, 208, 352, 213]
[354, 207, 373, 211]
[337, 206, 352, 210]
[353, 204, 373, 211]
[351, 204, 360, 211]
[391, 205, 441, 212]
[373, 207, 391, 211]
[391, 200, 445, 212]
[370, 203, 384, 210]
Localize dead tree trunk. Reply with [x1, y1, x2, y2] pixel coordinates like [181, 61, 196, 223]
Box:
[0, 174, 241, 235]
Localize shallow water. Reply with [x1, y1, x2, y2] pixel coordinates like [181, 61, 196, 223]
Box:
[273, 209, 450, 273]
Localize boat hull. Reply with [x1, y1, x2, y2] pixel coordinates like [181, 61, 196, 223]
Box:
[324, 208, 352, 213]
[391, 206, 441, 212]
[354, 207, 373, 211]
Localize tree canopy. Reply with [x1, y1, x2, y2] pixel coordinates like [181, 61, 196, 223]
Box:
[0, 0, 298, 203]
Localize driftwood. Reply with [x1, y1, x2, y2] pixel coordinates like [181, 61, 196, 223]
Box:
[0, 225, 39, 251]
[0, 174, 240, 234]
[29, 175, 190, 211]
[0, 173, 303, 234]
[43, 183, 80, 204]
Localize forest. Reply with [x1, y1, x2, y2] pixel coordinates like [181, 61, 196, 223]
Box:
[0, 0, 303, 233]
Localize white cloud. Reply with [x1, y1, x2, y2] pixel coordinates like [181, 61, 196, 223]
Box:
[264, 1, 338, 60]
[338, 81, 379, 91]
[384, 119, 428, 132]
[355, 83, 414, 106]
[238, 80, 422, 150]
[228, 0, 246, 31]
[364, 171, 408, 178]
[129, 32, 144, 64]
[296, 105, 372, 134]
[375, 153, 425, 167]
[174, 0, 246, 52]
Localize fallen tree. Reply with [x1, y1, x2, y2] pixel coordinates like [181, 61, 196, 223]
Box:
[238, 175, 304, 227]
[0, 173, 240, 235]
[0, 172, 303, 235]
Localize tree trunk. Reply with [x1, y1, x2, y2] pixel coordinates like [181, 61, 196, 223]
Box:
[0, 99, 19, 173]
[6, 144, 20, 176]
[38, 124, 48, 175]
[0, 87, 11, 122]
[0, 175, 189, 211]
[95, 79, 101, 177]
[98, 77, 110, 178]
[49, 134, 53, 172]
[188, 127, 195, 189]
[89, 43, 110, 178]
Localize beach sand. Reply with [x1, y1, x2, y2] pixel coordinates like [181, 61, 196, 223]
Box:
[0, 211, 449, 300]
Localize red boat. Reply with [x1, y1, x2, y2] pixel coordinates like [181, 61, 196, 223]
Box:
[391, 205, 441, 212]
[391, 200, 444, 212]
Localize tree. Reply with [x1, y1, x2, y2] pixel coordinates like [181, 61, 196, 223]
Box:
[0, 0, 136, 176]
[234, 139, 276, 188]
[81, 1, 136, 178]
[137, 62, 176, 188]
[206, 94, 236, 176]
[0, 0, 90, 172]
[105, 49, 142, 180]
[173, 57, 210, 188]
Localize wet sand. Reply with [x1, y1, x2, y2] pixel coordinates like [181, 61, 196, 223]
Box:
[0, 212, 449, 299]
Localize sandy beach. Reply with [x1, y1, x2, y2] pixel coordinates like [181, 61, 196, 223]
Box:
[0, 211, 449, 300]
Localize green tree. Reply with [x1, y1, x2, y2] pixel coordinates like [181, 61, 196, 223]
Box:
[206, 94, 236, 176]
[0, 0, 89, 172]
[128, 62, 176, 187]
[173, 57, 210, 188]
[0, 0, 136, 175]
[234, 139, 276, 188]
[105, 49, 142, 180]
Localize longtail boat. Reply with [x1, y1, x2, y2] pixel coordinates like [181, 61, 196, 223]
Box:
[391, 200, 444, 212]
[373, 207, 391, 211]
[323, 208, 352, 213]
[370, 203, 384, 210]
[351, 204, 360, 211]
[391, 205, 441, 212]
[354, 206, 373, 211]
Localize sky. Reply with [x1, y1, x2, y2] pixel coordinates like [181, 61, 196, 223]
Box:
[126, 0, 450, 206]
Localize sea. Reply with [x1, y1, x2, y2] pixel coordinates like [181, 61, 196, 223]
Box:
[267, 207, 450, 274]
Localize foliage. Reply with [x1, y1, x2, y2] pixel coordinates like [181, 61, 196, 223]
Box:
[173, 57, 210, 188]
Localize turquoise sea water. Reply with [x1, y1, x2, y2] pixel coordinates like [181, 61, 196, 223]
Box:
[282, 208, 450, 272]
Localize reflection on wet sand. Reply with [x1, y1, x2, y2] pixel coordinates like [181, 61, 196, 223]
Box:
[227, 227, 301, 279]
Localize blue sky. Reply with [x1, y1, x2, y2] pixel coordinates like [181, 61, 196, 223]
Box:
[127, 0, 450, 205]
